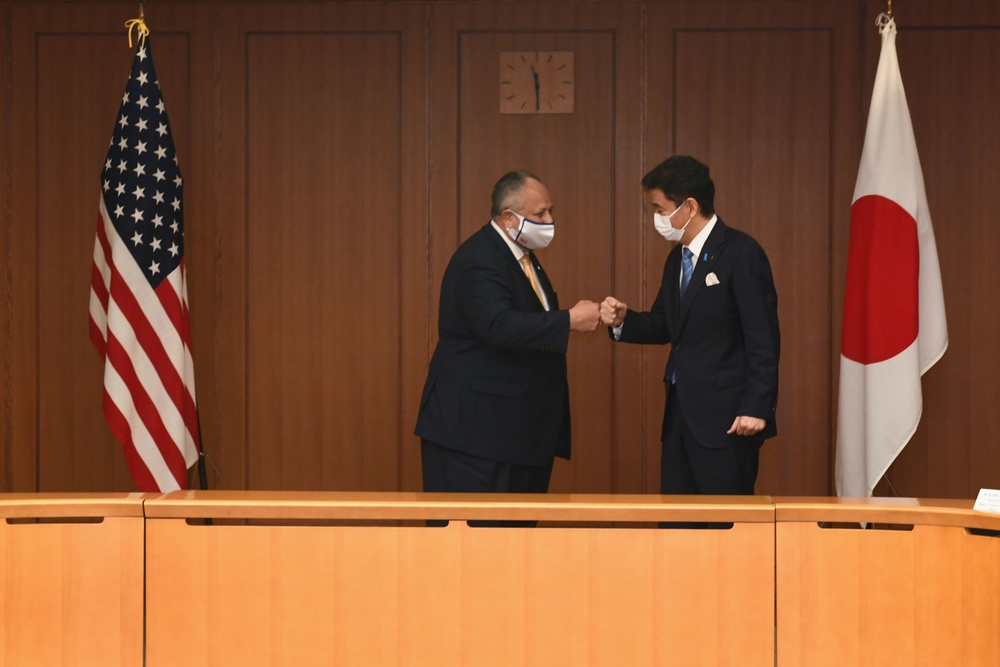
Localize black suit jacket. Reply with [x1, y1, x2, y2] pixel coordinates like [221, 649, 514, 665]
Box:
[616, 219, 780, 449]
[415, 223, 571, 466]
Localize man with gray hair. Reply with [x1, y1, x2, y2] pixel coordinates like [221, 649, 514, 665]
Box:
[415, 171, 600, 500]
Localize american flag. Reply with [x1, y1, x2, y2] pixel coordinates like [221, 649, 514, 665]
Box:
[89, 37, 200, 491]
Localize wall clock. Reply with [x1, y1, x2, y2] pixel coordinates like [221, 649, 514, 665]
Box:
[499, 51, 574, 114]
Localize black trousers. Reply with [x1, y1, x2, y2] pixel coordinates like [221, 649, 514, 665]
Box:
[661, 384, 761, 495]
[420, 439, 553, 527]
[660, 384, 761, 529]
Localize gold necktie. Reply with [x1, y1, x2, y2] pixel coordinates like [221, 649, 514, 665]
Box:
[519, 254, 546, 307]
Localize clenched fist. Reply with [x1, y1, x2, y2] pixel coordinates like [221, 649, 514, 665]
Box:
[600, 296, 628, 327]
[569, 300, 601, 333]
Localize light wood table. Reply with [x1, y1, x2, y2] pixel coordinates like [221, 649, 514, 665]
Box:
[0, 493, 145, 667]
[775, 496, 1000, 666]
[145, 491, 776, 667]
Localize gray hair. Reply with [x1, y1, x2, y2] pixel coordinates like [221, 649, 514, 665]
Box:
[490, 170, 541, 218]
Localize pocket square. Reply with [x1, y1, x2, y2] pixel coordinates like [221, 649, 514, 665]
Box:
[705, 272, 720, 286]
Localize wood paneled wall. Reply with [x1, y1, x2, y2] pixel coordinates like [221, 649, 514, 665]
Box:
[1, 1, 998, 498]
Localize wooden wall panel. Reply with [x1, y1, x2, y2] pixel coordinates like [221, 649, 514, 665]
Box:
[864, 0, 1000, 498]
[221, 4, 430, 491]
[212, 6, 251, 493]
[9, 6, 142, 491]
[430, 2, 642, 493]
[6, 4, 41, 492]
[34, 30, 158, 491]
[246, 31, 403, 490]
[646, 2, 861, 495]
[0, 4, 10, 491]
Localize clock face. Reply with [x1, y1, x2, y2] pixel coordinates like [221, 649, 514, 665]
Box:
[499, 51, 574, 114]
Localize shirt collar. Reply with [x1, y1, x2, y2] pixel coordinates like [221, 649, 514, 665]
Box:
[490, 219, 527, 260]
[684, 215, 718, 264]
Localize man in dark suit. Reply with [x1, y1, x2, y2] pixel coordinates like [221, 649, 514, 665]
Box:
[601, 156, 780, 495]
[415, 171, 601, 496]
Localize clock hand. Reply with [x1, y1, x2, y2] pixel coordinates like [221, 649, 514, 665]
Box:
[531, 64, 540, 112]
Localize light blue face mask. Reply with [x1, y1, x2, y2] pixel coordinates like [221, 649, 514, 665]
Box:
[505, 211, 555, 250]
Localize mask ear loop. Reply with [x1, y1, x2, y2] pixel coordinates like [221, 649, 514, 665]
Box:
[670, 199, 693, 227]
[504, 210, 525, 243]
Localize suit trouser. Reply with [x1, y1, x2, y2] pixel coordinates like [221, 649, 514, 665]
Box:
[420, 439, 553, 527]
[661, 383, 761, 496]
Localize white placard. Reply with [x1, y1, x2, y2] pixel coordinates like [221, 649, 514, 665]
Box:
[973, 488, 1000, 514]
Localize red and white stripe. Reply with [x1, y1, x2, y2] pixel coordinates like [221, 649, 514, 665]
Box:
[90, 196, 199, 491]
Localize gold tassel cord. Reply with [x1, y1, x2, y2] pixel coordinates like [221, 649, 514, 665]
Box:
[125, 17, 150, 49]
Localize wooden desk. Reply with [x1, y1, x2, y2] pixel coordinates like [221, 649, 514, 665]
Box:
[0, 494, 145, 667]
[145, 492, 775, 667]
[775, 497, 1000, 667]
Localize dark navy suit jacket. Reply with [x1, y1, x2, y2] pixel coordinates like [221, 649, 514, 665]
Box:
[415, 223, 571, 466]
[616, 219, 780, 449]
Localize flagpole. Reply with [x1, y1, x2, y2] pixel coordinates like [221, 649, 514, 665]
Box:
[877, 0, 906, 502]
[195, 415, 210, 526]
[196, 413, 209, 490]
[835, 6, 948, 500]
[133, 0, 208, 494]
[137, 0, 207, 493]
[135, 0, 208, 493]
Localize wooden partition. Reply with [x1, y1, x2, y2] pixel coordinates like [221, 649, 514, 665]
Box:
[5, 492, 996, 665]
[0, 494, 145, 667]
[775, 497, 1000, 667]
[144, 492, 776, 667]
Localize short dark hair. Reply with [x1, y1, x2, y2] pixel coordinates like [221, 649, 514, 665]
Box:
[491, 170, 541, 218]
[641, 156, 715, 216]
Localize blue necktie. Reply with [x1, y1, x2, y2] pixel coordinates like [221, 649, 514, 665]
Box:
[671, 247, 695, 385]
[680, 247, 694, 298]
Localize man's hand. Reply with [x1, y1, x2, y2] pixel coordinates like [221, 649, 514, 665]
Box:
[569, 300, 601, 333]
[727, 415, 765, 437]
[600, 296, 628, 327]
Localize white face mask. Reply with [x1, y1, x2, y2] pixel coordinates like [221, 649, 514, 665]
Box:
[653, 202, 693, 242]
[505, 211, 555, 250]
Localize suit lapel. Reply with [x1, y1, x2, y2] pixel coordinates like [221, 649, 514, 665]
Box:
[678, 220, 728, 329]
[484, 223, 534, 301]
[484, 224, 552, 310]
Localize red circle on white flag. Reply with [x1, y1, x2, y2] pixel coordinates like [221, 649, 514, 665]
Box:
[841, 194, 919, 364]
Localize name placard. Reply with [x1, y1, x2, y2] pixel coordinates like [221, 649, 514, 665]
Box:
[973, 488, 1000, 514]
